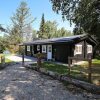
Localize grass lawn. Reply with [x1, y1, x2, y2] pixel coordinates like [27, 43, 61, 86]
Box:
[32, 62, 69, 74]
[0, 54, 12, 63]
[31, 62, 89, 81]
[79, 59, 100, 85]
[31, 60, 100, 85]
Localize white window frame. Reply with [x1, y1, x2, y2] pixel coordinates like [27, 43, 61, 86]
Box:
[87, 45, 92, 53]
[74, 44, 82, 55]
[27, 46, 30, 51]
[42, 45, 46, 53]
[37, 45, 40, 51]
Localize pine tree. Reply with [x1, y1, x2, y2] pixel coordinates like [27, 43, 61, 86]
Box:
[11, 1, 34, 43]
[38, 14, 45, 39]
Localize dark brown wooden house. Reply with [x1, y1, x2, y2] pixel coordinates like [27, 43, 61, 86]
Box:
[21, 34, 97, 63]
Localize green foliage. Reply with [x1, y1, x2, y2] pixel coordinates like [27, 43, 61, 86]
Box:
[32, 29, 37, 39]
[0, 36, 9, 53]
[74, 0, 100, 40]
[10, 1, 34, 43]
[8, 45, 19, 54]
[38, 13, 45, 39]
[38, 14, 72, 39]
[44, 21, 57, 38]
[50, 0, 100, 42]
[36, 52, 44, 59]
[50, 0, 79, 21]
[56, 27, 72, 38]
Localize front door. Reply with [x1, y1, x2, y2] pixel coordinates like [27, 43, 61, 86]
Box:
[47, 45, 52, 60]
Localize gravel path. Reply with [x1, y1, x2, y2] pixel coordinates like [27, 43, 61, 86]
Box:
[0, 64, 98, 100]
[5, 55, 37, 62]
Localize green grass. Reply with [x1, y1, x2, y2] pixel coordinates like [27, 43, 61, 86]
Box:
[0, 58, 12, 63]
[32, 62, 69, 74]
[5, 58, 12, 63]
[92, 59, 100, 64]
[42, 62, 69, 74]
[31, 60, 100, 85]
[31, 62, 88, 81]
[0, 53, 12, 63]
[73, 59, 100, 85]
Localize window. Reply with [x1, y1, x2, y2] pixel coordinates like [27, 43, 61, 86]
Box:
[42, 45, 46, 53]
[48, 46, 52, 52]
[87, 45, 92, 53]
[47, 45, 52, 52]
[74, 44, 82, 55]
[37, 45, 40, 51]
[27, 46, 30, 51]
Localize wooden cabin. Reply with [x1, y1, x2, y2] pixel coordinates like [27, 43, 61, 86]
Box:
[21, 34, 97, 63]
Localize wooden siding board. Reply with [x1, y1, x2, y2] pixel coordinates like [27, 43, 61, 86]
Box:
[24, 35, 96, 63]
[86, 42, 93, 59]
[52, 44, 70, 63]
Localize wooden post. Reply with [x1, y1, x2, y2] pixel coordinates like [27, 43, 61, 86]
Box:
[1, 56, 5, 65]
[37, 57, 41, 71]
[68, 57, 71, 76]
[22, 53, 24, 66]
[88, 59, 92, 83]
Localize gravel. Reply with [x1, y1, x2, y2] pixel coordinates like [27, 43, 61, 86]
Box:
[0, 63, 99, 100]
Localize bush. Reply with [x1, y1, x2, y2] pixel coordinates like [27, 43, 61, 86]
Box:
[95, 55, 100, 60]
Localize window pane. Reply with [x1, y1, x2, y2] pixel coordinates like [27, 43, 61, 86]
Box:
[27, 46, 30, 51]
[42, 45, 46, 53]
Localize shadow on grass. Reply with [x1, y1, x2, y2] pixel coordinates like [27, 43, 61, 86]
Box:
[31, 61, 100, 85]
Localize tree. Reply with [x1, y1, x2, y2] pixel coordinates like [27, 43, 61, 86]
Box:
[23, 24, 33, 42]
[0, 25, 6, 32]
[73, 0, 100, 41]
[11, 1, 34, 43]
[50, 0, 79, 22]
[57, 27, 72, 37]
[44, 21, 58, 38]
[38, 19, 72, 39]
[32, 29, 38, 40]
[0, 36, 9, 53]
[50, 0, 100, 41]
[38, 13, 45, 39]
[9, 26, 21, 44]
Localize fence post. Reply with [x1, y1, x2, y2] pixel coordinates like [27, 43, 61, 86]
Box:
[22, 53, 24, 66]
[68, 57, 71, 76]
[88, 59, 92, 83]
[1, 56, 5, 65]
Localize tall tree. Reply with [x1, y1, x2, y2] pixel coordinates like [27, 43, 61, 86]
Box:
[11, 1, 34, 43]
[73, 0, 100, 41]
[50, 0, 100, 41]
[32, 29, 38, 40]
[50, 0, 79, 22]
[57, 27, 72, 37]
[44, 21, 57, 39]
[38, 14, 45, 39]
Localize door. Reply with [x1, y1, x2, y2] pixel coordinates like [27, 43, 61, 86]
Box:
[47, 45, 52, 60]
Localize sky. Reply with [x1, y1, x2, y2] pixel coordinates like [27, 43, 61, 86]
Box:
[0, 0, 74, 35]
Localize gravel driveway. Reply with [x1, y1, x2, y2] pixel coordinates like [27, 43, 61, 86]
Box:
[0, 63, 98, 100]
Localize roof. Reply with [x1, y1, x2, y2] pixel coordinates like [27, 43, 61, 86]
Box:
[20, 34, 97, 45]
